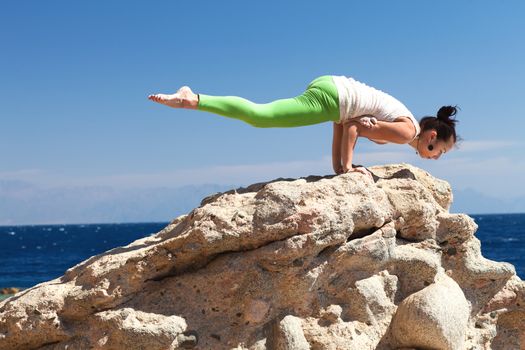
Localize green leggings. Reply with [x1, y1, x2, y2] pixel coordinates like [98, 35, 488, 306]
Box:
[197, 75, 340, 127]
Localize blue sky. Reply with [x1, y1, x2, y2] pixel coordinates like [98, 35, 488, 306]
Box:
[1, 1, 525, 223]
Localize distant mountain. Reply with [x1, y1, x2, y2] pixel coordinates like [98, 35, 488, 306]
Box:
[451, 188, 525, 215]
[0, 180, 233, 226]
[1, 180, 524, 226]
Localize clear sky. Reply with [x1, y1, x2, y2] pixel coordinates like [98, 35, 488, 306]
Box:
[1, 1, 525, 223]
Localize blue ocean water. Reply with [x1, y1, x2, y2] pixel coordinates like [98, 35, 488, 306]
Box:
[0, 222, 167, 289]
[0, 214, 524, 289]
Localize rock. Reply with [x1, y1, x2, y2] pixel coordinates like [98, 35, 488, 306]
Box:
[341, 272, 397, 325]
[319, 304, 342, 324]
[244, 299, 270, 324]
[269, 315, 310, 350]
[390, 273, 470, 350]
[0, 288, 20, 295]
[90, 308, 187, 350]
[0, 163, 523, 350]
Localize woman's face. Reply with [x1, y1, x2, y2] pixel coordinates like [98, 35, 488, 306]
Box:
[417, 129, 455, 160]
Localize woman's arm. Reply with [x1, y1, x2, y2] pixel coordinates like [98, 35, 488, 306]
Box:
[332, 122, 344, 174]
[334, 117, 414, 178]
[341, 121, 374, 178]
[341, 122, 359, 172]
[357, 117, 416, 144]
[368, 138, 388, 144]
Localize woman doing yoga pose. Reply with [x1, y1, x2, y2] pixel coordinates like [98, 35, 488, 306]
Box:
[148, 75, 459, 177]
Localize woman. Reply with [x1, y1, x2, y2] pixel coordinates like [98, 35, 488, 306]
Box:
[148, 75, 459, 177]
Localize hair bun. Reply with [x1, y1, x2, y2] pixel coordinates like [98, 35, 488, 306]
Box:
[437, 105, 459, 127]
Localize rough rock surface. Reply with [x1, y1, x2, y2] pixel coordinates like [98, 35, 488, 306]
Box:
[0, 163, 523, 350]
[390, 273, 470, 349]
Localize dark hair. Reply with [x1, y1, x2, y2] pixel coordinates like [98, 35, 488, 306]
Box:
[419, 105, 460, 143]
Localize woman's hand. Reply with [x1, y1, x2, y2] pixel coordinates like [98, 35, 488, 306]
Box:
[355, 116, 377, 129]
[333, 163, 344, 175]
[343, 166, 374, 180]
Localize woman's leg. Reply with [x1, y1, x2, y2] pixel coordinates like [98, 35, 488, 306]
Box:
[197, 75, 340, 128]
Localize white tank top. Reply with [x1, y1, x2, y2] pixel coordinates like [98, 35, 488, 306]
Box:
[331, 75, 420, 139]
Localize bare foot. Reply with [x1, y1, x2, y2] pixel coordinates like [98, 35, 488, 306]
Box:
[148, 86, 199, 109]
[355, 116, 377, 128]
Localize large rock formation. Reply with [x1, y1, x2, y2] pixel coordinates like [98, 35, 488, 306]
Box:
[0, 163, 523, 350]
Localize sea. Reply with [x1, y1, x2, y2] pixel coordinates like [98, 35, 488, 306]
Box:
[0, 214, 524, 297]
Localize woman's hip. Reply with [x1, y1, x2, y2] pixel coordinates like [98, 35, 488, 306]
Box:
[305, 75, 340, 121]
